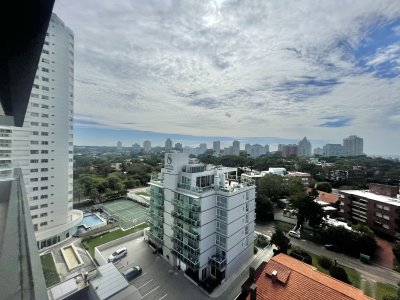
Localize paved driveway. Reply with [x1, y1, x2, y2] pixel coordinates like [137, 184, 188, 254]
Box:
[100, 237, 208, 300]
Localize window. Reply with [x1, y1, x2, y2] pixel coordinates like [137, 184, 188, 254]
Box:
[31, 122, 39, 126]
[42, 77, 49, 82]
[40, 213, 48, 218]
[41, 195, 48, 199]
[42, 49, 49, 55]
[41, 186, 48, 190]
[216, 234, 226, 248]
[30, 159, 39, 163]
[30, 178, 38, 182]
[42, 86, 49, 91]
[217, 209, 227, 222]
[32, 196, 38, 200]
[41, 168, 48, 172]
[41, 123, 49, 127]
[41, 114, 49, 118]
[32, 131, 39, 135]
[383, 224, 389, 229]
[31, 103, 39, 107]
[41, 150, 49, 154]
[245, 225, 249, 235]
[42, 104, 49, 109]
[41, 159, 48, 163]
[217, 196, 227, 208]
[42, 58, 49, 63]
[40, 222, 47, 226]
[31, 112, 39, 117]
[246, 202, 249, 212]
[42, 67, 49, 73]
[41, 132, 49, 136]
[383, 206, 390, 211]
[32, 187, 38, 191]
[32, 215, 38, 219]
[41, 141, 49, 145]
[30, 168, 38, 173]
[383, 215, 390, 220]
[30, 205, 38, 210]
[33, 84, 39, 89]
[30, 140, 39, 145]
[42, 95, 49, 100]
[44, 41, 49, 46]
[30, 150, 39, 154]
[31, 93, 39, 98]
[41, 177, 48, 181]
[216, 221, 227, 235]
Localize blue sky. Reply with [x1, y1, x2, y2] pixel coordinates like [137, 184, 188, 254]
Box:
[54, 1, 400, 154]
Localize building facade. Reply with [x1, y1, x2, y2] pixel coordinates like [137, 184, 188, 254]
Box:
[340, 184, 400, 237]
[213, 141, 220, 155]
[132, 143, 141, 153]
[281, 144, 298, 158]
[148, 153, 256, 283]
[298, 137, 311, 157]
[143, 140, 151, 152]
[232, 140, 240, 156]
[165, 138, 172, 153]
[10, 14, 83, 250]
[343, 135, 363, 156]
[323, 144, 344, 157]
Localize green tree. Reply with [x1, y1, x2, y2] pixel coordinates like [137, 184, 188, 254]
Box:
[285, 177, 305, 196]
[316, 182, 332, 193]
[289, 192, 325, 232]
[258, 174, 284, 202]
[255, 198, 274, 222]
[271, 228, 291, 254]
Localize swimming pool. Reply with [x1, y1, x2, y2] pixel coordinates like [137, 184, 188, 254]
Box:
[79, 213, 104, 228]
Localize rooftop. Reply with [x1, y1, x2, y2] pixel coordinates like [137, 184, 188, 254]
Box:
[341, 190, 400, 207]
[245, 254, 372, 300]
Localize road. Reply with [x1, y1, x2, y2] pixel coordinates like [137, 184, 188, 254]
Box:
[256, 222, 400, 287]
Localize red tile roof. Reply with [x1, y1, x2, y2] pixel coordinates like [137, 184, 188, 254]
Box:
[245, 254, 372, 300]
[317, 191, 339, 204]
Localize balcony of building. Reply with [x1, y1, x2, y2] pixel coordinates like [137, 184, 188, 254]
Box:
[147, 208, 163, 221]
[147, 228, 163, 243]
[171, 198, 200, 213]
[172, 248, 199, 270]
[171, 210, 200, 227]
[149, 198, 164, 210]
[171, 234, 200, 255]
[150, 174, 164, 184]
[209, 255, 227, 271]
[148, 218, 163, 231]
[172, 223, 200, 241]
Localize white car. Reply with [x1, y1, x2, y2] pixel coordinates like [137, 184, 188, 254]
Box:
[288, 230, 301, 239]
[108, 247, 127, 262]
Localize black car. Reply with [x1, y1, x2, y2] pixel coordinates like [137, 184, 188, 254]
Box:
[122, 266, 142, 281]
[324, 244, 341, 252]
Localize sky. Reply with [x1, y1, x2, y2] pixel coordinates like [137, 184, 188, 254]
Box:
[54, 0, 400, 154]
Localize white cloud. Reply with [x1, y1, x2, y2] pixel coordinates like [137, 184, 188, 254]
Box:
[54, 0, 400, 154]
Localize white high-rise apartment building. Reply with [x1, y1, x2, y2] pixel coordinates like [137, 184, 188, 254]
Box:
[165, 138, 172, 153]
[147, 153, 256, 283]
[343, 135, 363, 156]
[232, 140, 240, 156]
[298, 136, 312, 157]
[7, 14, 83, 250]
[213, 141, 220, 154]
[143, 140, 151, 152]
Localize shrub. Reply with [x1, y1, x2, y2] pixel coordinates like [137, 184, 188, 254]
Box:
[290, 247, 312, 265]
[329, 266, 350, 284]
[255, 234, 270, 248]
[318, 256, 333, 270]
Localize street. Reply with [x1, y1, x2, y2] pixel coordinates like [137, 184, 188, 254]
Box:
[256, 222, 400, 287]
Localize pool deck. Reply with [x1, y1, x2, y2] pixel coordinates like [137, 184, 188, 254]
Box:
[79, 213, 107, 230]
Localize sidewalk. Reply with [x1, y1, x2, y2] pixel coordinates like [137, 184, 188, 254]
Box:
[210, 245, 275, 298]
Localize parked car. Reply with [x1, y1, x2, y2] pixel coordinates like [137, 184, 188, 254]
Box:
[288, 230, 301, 239]
[108, 247, 128, 262]
[324, 244, 341, 252]
[122, 266, 142, 281]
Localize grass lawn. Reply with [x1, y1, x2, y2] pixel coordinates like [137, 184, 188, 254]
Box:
[40, 253, 60, 287]
[82, 223, 148, 257]
[375, 282, 399, 300]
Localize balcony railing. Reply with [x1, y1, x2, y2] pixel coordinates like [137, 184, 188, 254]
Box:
[149, 198, 164, 210]
[172, 248, 199, 270]
[148, 219, 163, 230]
[171, 198, 200, 213]
[173, 224, 200, 241]
[147, 229, 163, 243]
[171, 235, 200, 254]
[171, 211, 200, 227]
[209, 255, 227, 271]
[148, 209, 163, 220]
[150, 174, 164, 183]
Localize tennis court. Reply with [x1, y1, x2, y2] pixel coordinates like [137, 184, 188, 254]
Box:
[102, 199, 148, 230]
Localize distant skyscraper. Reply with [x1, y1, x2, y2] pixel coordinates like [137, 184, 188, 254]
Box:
[132, 143, 141, 153]
[245, 144, 252, 154]
[343, 135, 363, 156]
[313, 147, 323, 156]
[143, 140, 151, 152]
[233, 140, 240, 156]
[175, 142, 183, 152]
[324, 144, 344, 157]
[117, 141, 122, 151]
[165, 138, 172, 153]
[298, 137, 312, 157]
[265, 144, 270, 153]
[199, 143, 207, 154]
[278, 144, 284, 152]
[281, 144, 298, 158]
[213, 141, 220, 154]
[245, 144, 267, 158]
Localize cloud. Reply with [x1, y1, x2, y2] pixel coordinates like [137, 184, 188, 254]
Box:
[54, 0, 400, 154]
[319, 116, 353, 128]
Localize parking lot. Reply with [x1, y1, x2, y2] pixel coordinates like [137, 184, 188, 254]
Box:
[100, 237, 208, 300]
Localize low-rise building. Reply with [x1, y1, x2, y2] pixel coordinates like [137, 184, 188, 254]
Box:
[340, 183, 400, 237]
[240, 254, 372, 300]
[285, 171, 312, 187]
[148, 153, 256, 284]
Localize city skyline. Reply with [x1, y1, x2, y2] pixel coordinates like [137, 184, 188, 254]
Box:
[55, 1, 400, 155]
